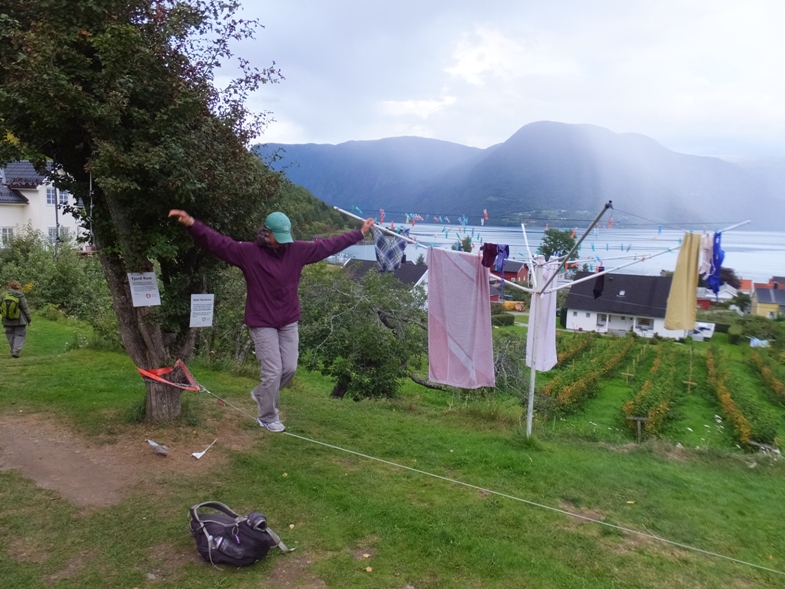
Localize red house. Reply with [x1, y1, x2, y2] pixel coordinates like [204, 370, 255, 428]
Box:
[490, 260, 529, 284]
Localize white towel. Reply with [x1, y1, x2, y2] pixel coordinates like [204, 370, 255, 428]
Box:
[427, 248, 495, 388]
[526, 256, 559, 372]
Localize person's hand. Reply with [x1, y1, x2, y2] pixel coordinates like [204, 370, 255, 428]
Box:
[361, 218, 375, 234]
[168, 209, 195, 227]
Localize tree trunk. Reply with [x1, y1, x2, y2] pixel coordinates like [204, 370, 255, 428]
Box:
[330, 378, 349, 399]
[95, 194, 179, 421]
[144, 380, 183, 421]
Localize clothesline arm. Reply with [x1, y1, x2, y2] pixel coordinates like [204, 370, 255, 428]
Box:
[544, 245, 681, 293]
[520, 223, 538, 290]
[538, 200, 613, 294]
[333, 206, 419, 245]
[718, 220, 750, 233]
[541, 217, 750, 294]
[499, 278, 535, 294]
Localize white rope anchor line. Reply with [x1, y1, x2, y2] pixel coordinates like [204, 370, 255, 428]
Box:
[197, 385, 784, 578]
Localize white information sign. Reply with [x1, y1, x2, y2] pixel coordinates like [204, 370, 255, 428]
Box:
[190, 294, 215, 328]
[128, 272, 161, 307]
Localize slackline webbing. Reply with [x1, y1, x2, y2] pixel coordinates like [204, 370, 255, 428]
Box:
[195, 383, 785, 578]
[137, 359, 199, 391]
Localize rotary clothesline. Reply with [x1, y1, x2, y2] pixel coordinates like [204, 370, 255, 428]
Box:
[334, 203, 751, 437]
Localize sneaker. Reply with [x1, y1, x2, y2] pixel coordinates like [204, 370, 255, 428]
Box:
[257, 419, 286, 433]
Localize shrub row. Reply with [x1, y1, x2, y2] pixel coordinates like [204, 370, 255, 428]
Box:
[705, 346, 778, 445]
[556, 332, 597, 365]
[749, 349, 785, 405]
[540, 336, 636, 414]
[622, 342, 680, 436]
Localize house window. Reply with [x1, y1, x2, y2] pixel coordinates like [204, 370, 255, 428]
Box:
[59, 190, 69, 205]
[1, 227, 13, 246]
[621, 316, 626, 320]
[638, 318, 652, 327]
[49, 227, 70, 244]
[618, 290, 625, 296]
[573, 311, 577, 317]
[46, 187, 56, 205]
[586, 312, 591, 318]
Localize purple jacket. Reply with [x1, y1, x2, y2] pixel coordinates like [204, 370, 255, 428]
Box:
[188, 220, 363, 328]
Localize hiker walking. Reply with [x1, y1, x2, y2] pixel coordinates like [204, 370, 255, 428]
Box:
[2, 280, 31, 358]
[169, 209, 374, 432]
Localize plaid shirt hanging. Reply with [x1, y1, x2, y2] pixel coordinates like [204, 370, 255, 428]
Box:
[370, 226, 408, 272]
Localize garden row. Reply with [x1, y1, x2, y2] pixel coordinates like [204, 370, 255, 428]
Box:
[539, 335, 636, 414]
[540, 333, 785, 447]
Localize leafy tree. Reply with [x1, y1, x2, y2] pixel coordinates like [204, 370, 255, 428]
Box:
[539, 229, 577, 261]
[459, 236, 473, 253]
[698, 266, 742, 289]
[0, 0, 282, 420]
[731, 292, 751, 313]
[298, 263, 428, 400]
[720, 267, 742, 289]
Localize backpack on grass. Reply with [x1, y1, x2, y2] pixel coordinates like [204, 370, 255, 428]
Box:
[189, 501, 294, 567]
[1, 292, 21, 320]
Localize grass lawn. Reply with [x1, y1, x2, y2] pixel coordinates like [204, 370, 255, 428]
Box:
[1, 318, 785, 588]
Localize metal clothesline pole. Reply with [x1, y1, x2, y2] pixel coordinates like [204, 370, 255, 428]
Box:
[333, 206, 419, 245]
[538, 201, 613, 294]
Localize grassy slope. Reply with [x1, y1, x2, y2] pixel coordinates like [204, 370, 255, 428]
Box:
[1, 319, 785, 588]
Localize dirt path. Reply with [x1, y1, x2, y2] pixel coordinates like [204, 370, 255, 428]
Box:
[0, 411, 255, 507]
[0, 410, 340, 586]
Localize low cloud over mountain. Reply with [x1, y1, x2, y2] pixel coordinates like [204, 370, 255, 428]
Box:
[256, 121, 785, 229]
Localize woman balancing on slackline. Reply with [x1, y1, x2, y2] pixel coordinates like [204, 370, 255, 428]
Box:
[169, 209, 375, 432]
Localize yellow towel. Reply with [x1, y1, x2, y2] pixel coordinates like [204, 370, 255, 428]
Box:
[664, 232, 700, 330]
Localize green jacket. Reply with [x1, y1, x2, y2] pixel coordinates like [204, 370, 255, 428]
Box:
[2, 288, 31, 327]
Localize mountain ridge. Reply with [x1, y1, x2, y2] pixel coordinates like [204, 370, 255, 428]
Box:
[254, 121, 785, 229]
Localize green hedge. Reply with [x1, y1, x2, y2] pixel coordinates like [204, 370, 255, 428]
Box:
[491, 313, 515, 327]
[728, 324, 743, 345]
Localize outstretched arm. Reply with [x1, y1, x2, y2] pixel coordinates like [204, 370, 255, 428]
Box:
[168, 209, 195, 227]
[168, 209, 247, 267]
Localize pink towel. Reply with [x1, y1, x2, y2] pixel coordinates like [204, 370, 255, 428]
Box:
[427, 248, 495, 388]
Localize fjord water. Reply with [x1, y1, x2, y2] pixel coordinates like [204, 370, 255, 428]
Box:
[343, 225, 785, 283]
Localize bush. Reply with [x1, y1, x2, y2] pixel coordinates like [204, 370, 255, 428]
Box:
[490, 302, 507, 315]
[0, 227, 117, 340]
[491, 313, 515, 327]
[727, 324, 743, 345]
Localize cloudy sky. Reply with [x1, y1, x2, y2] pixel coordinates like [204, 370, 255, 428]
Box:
[231, 0, 785, 157]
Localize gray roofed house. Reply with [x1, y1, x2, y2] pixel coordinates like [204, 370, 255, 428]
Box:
[345, 259, 428, 288]
[3, 160, 47, 188]
[1, 160, 84, 246]
[752, 286, 785, 318]
[0, 183, 28, 205]
[564, 272, 691, 338]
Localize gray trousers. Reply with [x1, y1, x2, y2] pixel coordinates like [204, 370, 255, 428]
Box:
[249, 322, 299, 423]
[5, 325, 26, 356]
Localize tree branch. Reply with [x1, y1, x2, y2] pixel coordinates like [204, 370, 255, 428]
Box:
[408, 373, 449, 391]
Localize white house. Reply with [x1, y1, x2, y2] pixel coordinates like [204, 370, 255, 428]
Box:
[0, 161, 83, 247]
[564, 272, 692, 339]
